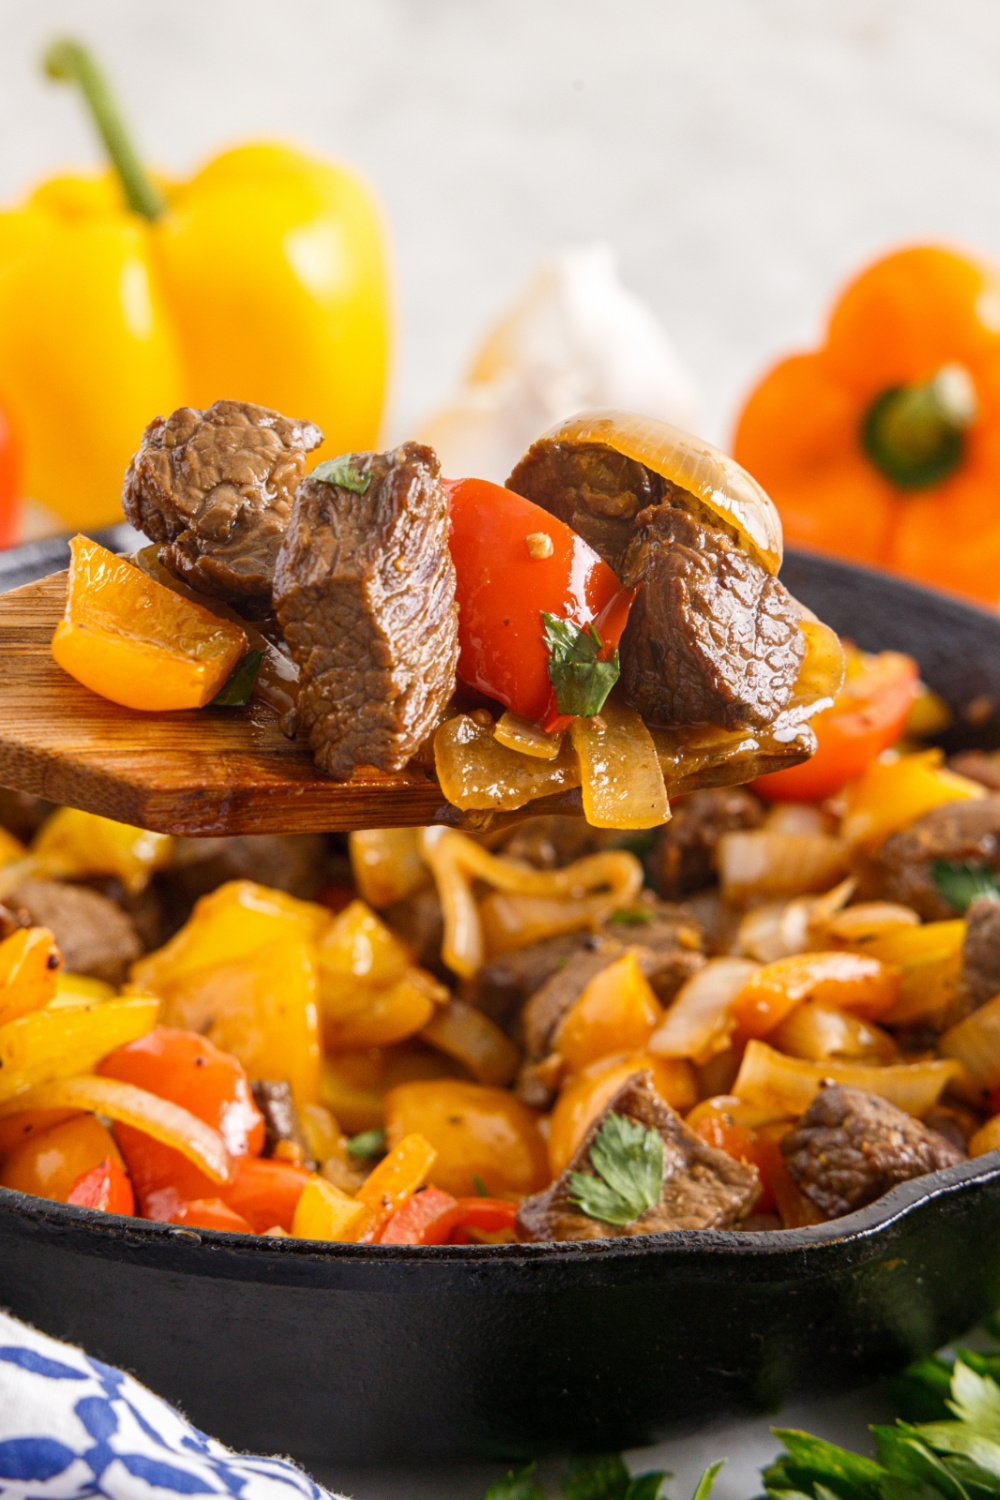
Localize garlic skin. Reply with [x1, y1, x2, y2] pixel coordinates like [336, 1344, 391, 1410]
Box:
[417, 245, 701, 482]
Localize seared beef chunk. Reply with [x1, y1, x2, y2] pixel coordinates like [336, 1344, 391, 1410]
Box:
[12, 879, 142, 985]
[123, 400, 322, 603]
[949, 751, 1000, 792]
[781, 1084, 965, 1219]
[274, 442, 459, 780]
[507, 440, 679, 573]
[166, 835, 329, 905]
[251, 1080, 313, 1166]
[0, 788, 53, 842]
[469, 931, 600, 1028]
[649, 786, 765, 898]
[959, 897, 1000, 1013]
[383, 885, 446, 975]
[619, 507, 804, 729]
[516, 1071, 759, 1240]
[516, 902, 704, 1106]
[868, 797, 1000, 921]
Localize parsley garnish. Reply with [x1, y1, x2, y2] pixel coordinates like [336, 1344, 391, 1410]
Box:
[542, 613, 620, 718]
[485, 1464, 545, 1500]
[932, 859, 1000, 913]
[345, 1128, 387, 1162]
[484, 1456, 720, 1500]
[312, 455, 371, 494]
[606, 908, 654, 927]
[472, 1173, 490, 1198]
[567, 1112, 664, 1227]
[209, 650, 263, 708]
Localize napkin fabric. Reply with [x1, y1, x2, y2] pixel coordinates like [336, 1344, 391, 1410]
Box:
[0, 1309, 343, 1500]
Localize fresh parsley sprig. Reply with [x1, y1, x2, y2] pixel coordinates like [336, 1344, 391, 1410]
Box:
[542, 613, 621, 718]
[209, 649, 263, 708]
[932, 859, 1000, 913]
[567, 1112, 665, 1228]
[312, 455, 371, 494]
[484, 1456, 723, 1500]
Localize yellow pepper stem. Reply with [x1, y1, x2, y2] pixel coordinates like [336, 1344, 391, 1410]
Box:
[43, 38, 165, 221]
[861, 362, 977, 491]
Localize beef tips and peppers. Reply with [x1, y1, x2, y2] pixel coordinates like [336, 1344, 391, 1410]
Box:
[2, 401, 997, 1242]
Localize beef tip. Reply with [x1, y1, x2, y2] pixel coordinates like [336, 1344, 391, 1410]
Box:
[497, 816, 608, 871]
[781, 1084, 965, 1219]
[0, 788, 53, 842]
[649, 786, 765, 898]
[516, 903, 704, 1106]
[959, 897, 1000, 1013]
[166, 834, 329, 905]
[618, 507, 804, 729]
[12, 879, 142, 985]
[949, 751, 1000, 793]
[123, 400, 322, 604]
[274, 442, 459, 780]
[251, 1080, 313, 1167]
[383, 885, 446, 976]
[516, 1071, 759, 1240]
[507, 440, 675, 573]
[867, 796, 1000, 921]
[468, 931, 601, 1028]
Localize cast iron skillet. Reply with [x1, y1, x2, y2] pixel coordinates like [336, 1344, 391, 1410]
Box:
[2, 537, 1000, 1466]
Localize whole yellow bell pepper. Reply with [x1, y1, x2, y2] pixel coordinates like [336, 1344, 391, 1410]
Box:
[0, 40, 391, 529]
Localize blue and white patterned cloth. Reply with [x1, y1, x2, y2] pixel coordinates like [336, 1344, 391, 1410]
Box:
[0, 1310, 344, 1500]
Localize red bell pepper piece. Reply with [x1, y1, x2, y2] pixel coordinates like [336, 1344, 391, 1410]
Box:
[165, 1198, 255, 1234]
[66, 1156, 134, 1216]
[446, 476, 634, 731]
[377, 1186, 463, 1245]
[448, 1197, 519, 1244]
[221, 1156, 309, 1234]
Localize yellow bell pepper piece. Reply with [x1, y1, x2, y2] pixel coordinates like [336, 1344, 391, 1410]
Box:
[0, 42, 390, 530]
[153, 937, 322, 1109]
[318, 901, 446, 1051]
[51, 536, 249, 713]
[553, 953, 662, 1073]
[291, 1175, 373, 1242]
[840, 749, 984, 848]
[384, 1082, 548, 1199]
[0, 927, 62, 1027]
[132, 879, 329, 993]
[34, 799, 174, 893]
[866, 920, 967, 1027]
[320, 1045, 459, 1135]
[355, 1131, 437, 1236]
[0, 993, 159, 1102]
[55, 973, 116, 1005]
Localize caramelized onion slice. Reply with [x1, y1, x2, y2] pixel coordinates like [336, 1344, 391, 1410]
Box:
[349, 829, 429, 909]
[434, 715, 580, 812]
[532, 409, 784, 575]
[733, 1039, 959, 1118]
[420, 827, 642, 977]
[570, 700, 669, 830]
[0, 1074, 230, 1183]
[494, 712, 563, 761]
[648, 958, 757, 1066]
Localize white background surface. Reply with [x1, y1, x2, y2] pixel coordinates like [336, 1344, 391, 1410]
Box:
[2, 2, 996, 1493]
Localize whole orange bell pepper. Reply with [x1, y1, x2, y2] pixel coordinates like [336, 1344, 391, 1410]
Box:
[734, 245, 1000, 607]
[0, 40, 391, 530]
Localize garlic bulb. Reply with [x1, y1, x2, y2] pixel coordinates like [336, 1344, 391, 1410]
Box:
[417, 245, 700, 482]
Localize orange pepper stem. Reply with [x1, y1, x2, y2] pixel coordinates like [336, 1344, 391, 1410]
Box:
[861, 362, 977, 490]
[42, 38, 165, 222]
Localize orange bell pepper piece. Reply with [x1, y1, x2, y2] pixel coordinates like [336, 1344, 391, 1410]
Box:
[377, 1185, 463, 1245]
[66, 1156, 134, 1216]
[734, 245, 1000, 607]
[0, 926, 61, 1026]
[291, 1174, 372, 1242]
[166, 1198, 254, 1234]
[553, 953, 662, 1074]
[384, 1083, 548, 1200]
[730, 951, 901, 1039]
[355, 1131, 437, 1237]
[0, 1113, 123, 1203]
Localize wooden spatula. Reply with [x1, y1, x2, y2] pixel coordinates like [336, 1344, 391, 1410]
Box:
[0, 572, 806, 836]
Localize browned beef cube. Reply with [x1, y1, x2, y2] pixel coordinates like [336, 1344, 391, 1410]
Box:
[648, 786, 765, 898]
[13, 879, 142, 986]
[123, 400, 322, 603]
[274, 442, 459, 780]
[960, 897, 1000, 1014]
[781, 1084, 965, 1219]
[866, 797, 1000, 921]
[516, 1071, 759, 1241]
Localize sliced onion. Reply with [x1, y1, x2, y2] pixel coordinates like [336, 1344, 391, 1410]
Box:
[733, 1039, 959, 1118]
[737, 899, 815, 964]
[534, 410, 784, 575]
[815, 902, 920, 949]
[569, 700, 669, 830]
[348, 829, 429, 909]
[940, 994, 1000, 1098]
[494, 712, 563, 761]
[0, 1074, 231, 1183]
[421, 1000, 521, 1086]
[718, 830, 848, 907]
[769, 1000, 898, 1064]
[420, 828, 642, 976]
[763, 803, 832, 837]
[434, 714, 580, 812]
[648, 958, 758, 1065]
